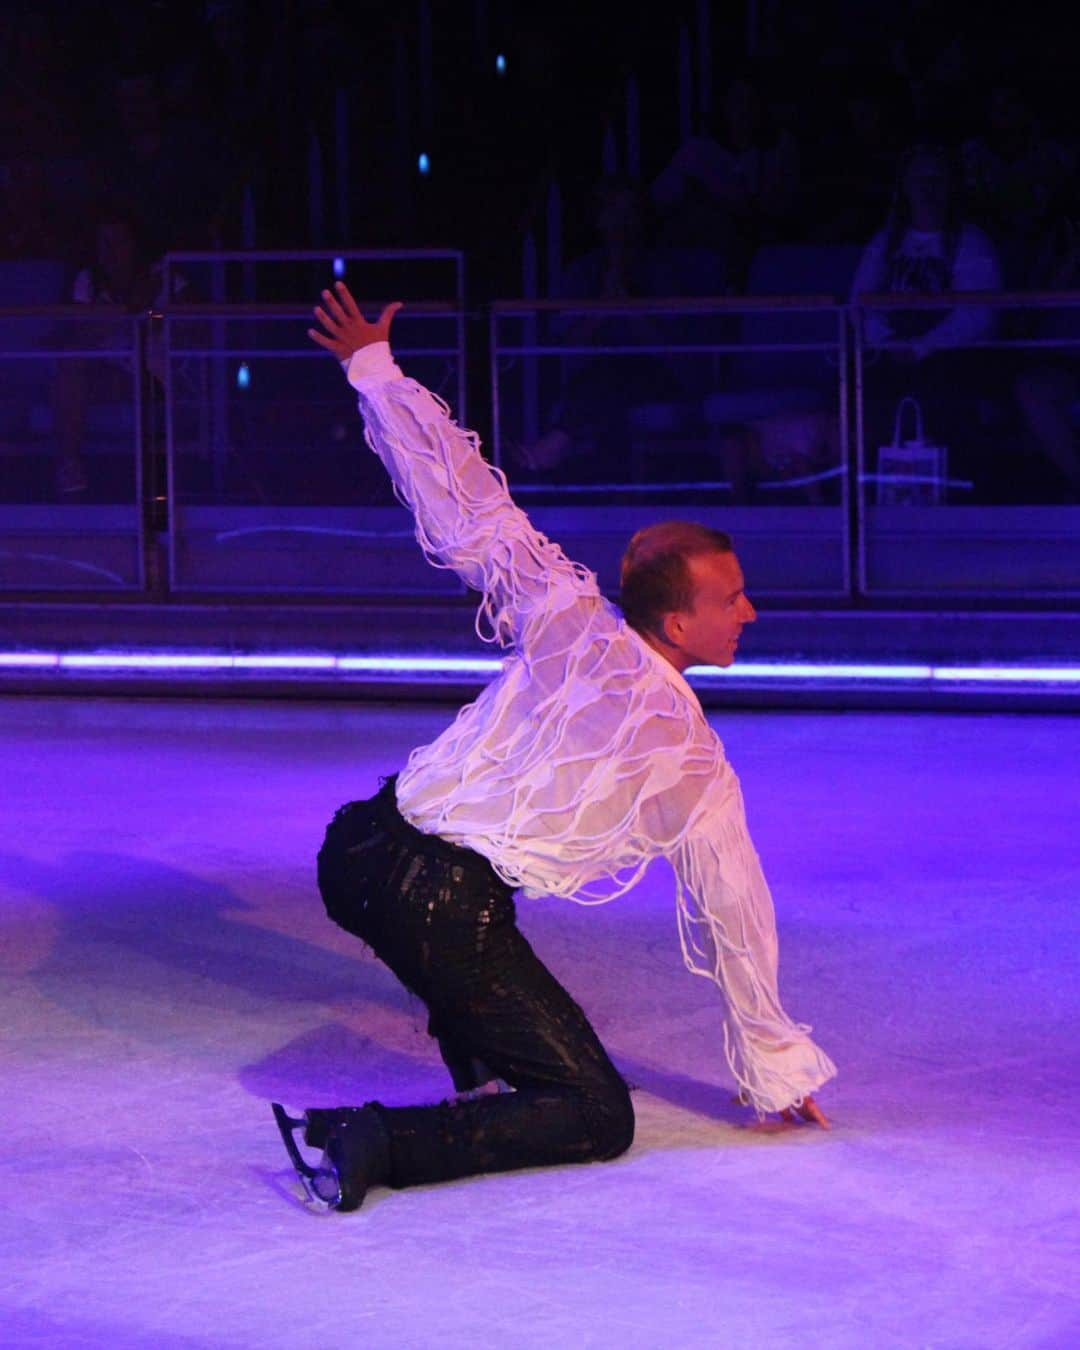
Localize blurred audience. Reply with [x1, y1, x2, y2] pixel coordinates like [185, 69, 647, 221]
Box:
[521, 177, 725, 477]
[652, 72, 800, 286]
[852, 145, 1003, 496]
[1012, 185, 1080, 500]
[0, 0, 1076, 511]
[807, 71, 912, 242]
[852, 145, 1001, 356]
[962, 83, 1075, 245]
[70, 207, 187, 312]
[889, 8, 982, 146]
[54, 207, 186, 495]
[557, 179, 726, 308]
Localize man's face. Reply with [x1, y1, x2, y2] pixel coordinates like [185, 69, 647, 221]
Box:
[672, 550, 756, 670]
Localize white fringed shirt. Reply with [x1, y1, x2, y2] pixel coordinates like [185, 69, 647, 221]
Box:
[346, 342, 836, 1115]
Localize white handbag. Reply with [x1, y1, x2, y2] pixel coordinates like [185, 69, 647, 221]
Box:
[876, 397, 947, 505]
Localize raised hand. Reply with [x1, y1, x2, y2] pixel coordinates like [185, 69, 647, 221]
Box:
[309, 281, 403, 362]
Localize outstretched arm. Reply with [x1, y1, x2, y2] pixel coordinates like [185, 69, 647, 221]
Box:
[669, 782, 836, 1125]
[311, 283, 599, 649]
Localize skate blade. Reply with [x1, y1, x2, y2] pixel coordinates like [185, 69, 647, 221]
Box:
[271, 1102, 342, 1208]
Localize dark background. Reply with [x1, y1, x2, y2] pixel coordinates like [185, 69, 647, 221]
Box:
[3, 0, 1077, 295]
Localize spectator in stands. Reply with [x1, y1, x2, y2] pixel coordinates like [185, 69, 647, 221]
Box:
[853, 146, 1001, 352]
[521, 177, 724, 477]
[652, 72, 800, 287]
[53, 206, 185, 495]
[807, 71, 911, 243]
[852, 144, 1002, 496]
[557, 179, 726, 319]
[889, 8, 980, 147]
[962, 82, 1075, 246]
[1013, 185, 1080, 501]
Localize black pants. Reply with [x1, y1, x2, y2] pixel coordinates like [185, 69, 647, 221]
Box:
[315, 777, 634, 1189]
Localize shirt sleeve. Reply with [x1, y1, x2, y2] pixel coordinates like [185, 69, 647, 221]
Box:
[911, 226, 1001, 360]
[345, 343, 599, 649]
[850, 231, 894, 346]
[669, 772, 837, 1115]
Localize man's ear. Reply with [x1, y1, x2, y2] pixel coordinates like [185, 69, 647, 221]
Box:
[657, 609, 686, 649]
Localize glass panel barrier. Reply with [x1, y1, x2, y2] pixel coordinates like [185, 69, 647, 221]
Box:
[165, 303, 466, 595]
[5, 288, 1075, 604]
[854, 292, 1080, 598]
[490, 298, 849, 597]
[0, 305, 143, 591]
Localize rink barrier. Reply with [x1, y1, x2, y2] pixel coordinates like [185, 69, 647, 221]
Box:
[490, 294, 852, 599]
[1, 289, 1079, 603]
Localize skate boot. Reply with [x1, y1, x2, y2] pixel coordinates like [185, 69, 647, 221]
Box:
[323, 1107, 391, 1212]
[271, 1102, 390, 1211]
[300, 1106, 372, 1150]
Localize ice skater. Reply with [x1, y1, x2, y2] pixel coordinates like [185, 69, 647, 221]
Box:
[272, 282, 835, 1211]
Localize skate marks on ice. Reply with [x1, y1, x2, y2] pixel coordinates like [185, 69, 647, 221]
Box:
[1, 699, 1079, 1348]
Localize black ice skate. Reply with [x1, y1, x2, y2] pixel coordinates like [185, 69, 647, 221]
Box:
[298, 1105, 371, 1150]
[271, 1102, 390, 1212]
[322, 1106, 391, 1211]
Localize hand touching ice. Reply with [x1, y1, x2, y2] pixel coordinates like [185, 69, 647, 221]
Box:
[742, 1091, 830, 1133]
[780, 1094, 830, 1129]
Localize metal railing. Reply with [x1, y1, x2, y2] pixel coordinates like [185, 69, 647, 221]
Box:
[160, 299, 465, 594]
[489, 294, 850, 597]
[852, 290, 1080, 599]
[1, 288, 1078, 602]
[162, 249, 467, 421]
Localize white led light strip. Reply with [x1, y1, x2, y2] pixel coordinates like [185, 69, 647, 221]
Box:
[0, 652, 1078, 685]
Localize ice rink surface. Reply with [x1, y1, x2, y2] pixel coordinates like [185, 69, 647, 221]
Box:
[0, 694, 1077, 1349]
